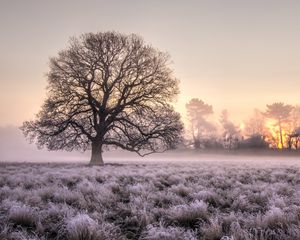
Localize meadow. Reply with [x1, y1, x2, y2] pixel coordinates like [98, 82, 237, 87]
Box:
[1, 156, 300, 240]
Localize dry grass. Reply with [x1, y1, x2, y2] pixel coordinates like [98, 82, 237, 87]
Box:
[0, 159, 300, 239]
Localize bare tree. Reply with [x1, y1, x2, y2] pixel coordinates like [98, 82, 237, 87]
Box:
[186, 98, 215, 149]
[21, 32, 183, 165]
[285, 106, 300, 149]
[291, 105, 300, 130]
[244, 109, 266, 137]
[264, 102, 293, 149]
[289, 127, 300, 149]
[219, 110, 240, 149]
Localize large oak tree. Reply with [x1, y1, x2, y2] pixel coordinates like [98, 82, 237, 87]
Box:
[21, 32, 183, 165]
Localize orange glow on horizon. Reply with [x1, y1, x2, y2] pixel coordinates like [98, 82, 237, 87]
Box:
[264, 119, 291, 149]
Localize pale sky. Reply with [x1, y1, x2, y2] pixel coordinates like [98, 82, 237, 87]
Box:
[1, 0, 300, 126]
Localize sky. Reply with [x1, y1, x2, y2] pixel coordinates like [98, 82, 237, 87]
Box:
[1, 0, 300, 127]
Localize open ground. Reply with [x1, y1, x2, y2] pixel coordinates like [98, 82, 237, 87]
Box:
[1, 155, 300, 240]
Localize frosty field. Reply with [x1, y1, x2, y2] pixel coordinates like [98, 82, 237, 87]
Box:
[1, 156, 300, 240]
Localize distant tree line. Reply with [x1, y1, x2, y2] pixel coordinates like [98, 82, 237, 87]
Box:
[185, 99, 300, 151]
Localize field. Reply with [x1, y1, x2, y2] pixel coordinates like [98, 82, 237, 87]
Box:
[1, 156, 300, 240]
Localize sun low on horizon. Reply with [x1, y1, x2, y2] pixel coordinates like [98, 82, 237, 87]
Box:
[1, 0, 300, 129]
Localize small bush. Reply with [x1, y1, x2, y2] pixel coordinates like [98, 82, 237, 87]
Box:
[141, 224, 197, 240]
[167, 200, 209, 228]
[66, 214, 98, 240]
[8, 205, 38, 229]
[262, 206, 288, 230]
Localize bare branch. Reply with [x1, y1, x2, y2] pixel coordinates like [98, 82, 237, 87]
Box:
[21, 31, 183, 164]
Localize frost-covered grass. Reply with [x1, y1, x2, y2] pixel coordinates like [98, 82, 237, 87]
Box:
[1, 158, 300, 240]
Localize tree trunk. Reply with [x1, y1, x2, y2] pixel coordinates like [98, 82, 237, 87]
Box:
[279, 121, 284, 149]
[90, 142, 104, 166]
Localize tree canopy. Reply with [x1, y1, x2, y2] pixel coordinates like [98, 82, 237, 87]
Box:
[21, 32, 183, 165]
[186, 98, 215, 149]
[264, 102, 293, 148]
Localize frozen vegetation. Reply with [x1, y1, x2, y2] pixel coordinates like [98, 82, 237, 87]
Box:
[1, 157, 300, 239]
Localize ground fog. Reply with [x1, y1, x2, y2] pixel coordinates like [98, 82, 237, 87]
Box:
[1, 157, 300, 240]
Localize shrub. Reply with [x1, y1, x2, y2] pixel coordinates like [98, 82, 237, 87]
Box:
[66, 214, 98, 240]
[167, 200, 209, 228]
[8, 205, 38, 229]
[141, 224, 197, 240]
